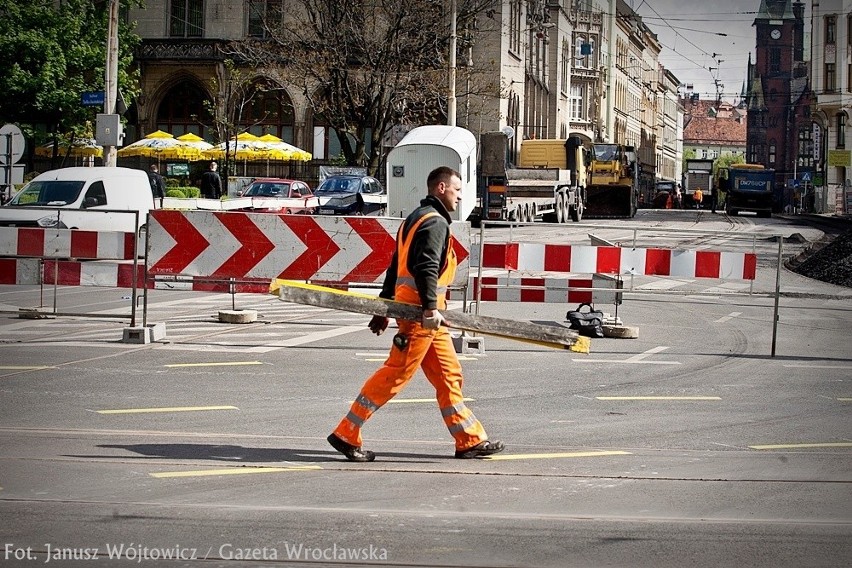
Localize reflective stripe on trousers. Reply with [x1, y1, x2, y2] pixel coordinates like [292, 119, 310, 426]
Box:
[332, 319, 487, 451]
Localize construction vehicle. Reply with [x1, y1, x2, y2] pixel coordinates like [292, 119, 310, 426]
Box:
[476, 133, 586, 224]
[683, 158, 714, 208]
[717, 163, 775, 217]
[385, 125, 477, 221]
[584, 144, 639, 218]
[653, 180, 677, 208]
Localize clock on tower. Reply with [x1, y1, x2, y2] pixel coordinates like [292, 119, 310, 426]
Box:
[770, 29, 781, 40]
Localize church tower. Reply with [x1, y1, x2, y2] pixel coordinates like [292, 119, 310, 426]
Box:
[747, 0, 813, 210]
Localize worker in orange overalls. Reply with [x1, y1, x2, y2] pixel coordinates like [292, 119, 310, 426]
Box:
[693, 187, 704, 209]
[327, 166, 505, 461]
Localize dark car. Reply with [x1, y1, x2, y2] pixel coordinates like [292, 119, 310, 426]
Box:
[314, 175, 386, 216]
[237, 178, 317, 214]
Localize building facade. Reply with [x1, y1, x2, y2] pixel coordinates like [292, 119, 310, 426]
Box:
[810, 0, 852, 213]
[124, 0, 682, 185]
[682, 99, 748, 163]
[746, 0, 814, 211]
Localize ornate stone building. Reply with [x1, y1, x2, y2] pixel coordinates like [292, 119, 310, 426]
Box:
[125, 0, 682, 184]
[745, 0, 814, 211]
[810, 0, 852, 213]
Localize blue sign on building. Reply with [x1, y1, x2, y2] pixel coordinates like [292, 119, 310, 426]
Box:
[81, 91, 105, 107]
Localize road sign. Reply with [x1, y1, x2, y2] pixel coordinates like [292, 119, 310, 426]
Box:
[0, 124, 25, 164]
[800, 172, 812, 182]
[82, 91, 105, 107]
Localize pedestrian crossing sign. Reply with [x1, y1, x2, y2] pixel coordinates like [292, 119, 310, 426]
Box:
[800, 172, 812, 182]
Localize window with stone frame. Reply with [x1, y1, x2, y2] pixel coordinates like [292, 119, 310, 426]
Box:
[241, 84, 295, 143]
[768, 47, 781, 76]
[768, 142, 776, 165]
[826, 63, 837, 92]
[826, 15, 836, 44]
[838, 113, 846, 149]
[156, 81, 211, 138]
[248, 0, 283, 38]
[170, 0, 204, 38]
[569, 84, 584, 121]
[798, 127, 813, 168]
[509, 0, 521, 55]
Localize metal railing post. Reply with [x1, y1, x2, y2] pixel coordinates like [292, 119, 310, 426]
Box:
[130, 210, 139, 327]
[770, 236, 783, 357]
[475, 221, 485, 316]
[143, 212, 150, 327]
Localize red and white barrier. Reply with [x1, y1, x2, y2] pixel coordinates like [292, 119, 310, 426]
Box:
[0, 258, 41, 285]
[0, 227, 136, 260]
[482, 243, 757, 280]
[471, 277, 594, 303]
[148, 210, 471, 285]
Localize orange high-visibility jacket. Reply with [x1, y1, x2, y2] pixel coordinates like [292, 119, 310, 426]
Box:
[394, 213, 456, 310]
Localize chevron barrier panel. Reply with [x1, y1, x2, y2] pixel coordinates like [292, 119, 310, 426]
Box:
[146, 210, 471, 286]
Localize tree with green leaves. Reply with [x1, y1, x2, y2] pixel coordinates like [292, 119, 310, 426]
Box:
[713, 152, 746, 178]
[0, 0, 141, 164]
[228, 0, 500, 175]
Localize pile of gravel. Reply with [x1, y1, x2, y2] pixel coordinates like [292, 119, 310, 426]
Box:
[788, 229, 852, 288]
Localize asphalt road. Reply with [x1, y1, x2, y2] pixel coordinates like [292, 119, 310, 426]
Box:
[0, 210, 850, 567]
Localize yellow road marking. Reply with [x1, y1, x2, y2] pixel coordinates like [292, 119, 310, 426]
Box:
[163, 361, 264, 368]
[96, 405, 239, 415]
[0, 366, 54, 370]
[596, 396, 721, 401]
[486, 450, 631, 461]
[749, 443, 852, 450]
[150, 465, 322, 478]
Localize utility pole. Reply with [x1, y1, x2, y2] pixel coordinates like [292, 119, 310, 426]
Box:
[605, 0, 616, 143]
[102, 0, 120, 166]
[447, 0, 457, 127]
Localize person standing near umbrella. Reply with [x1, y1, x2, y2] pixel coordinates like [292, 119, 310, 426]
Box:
[147, 164, 166, 200]
[200, 161, 222, 199]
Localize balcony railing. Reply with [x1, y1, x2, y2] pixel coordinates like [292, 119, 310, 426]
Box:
[136, 39, 226, 61]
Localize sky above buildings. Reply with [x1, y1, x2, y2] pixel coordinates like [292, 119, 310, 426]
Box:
[627, 0, 805, 104]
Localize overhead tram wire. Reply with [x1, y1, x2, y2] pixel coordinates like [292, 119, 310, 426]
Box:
[635, 1, 759, 101]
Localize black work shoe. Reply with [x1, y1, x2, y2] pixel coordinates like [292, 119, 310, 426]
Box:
[454, 440, 505, 459]
[327, 434, 376, 462]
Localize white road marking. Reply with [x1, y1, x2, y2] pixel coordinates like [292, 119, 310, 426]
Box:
[714, 311, 742, 323]
[573, 346, 681, 365]
[634, 279, 693, 290]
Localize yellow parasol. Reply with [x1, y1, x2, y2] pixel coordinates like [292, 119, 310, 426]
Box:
[203, 132, 276, 162]
[35, 137, 103, 158]
[257, 133, 312, 161]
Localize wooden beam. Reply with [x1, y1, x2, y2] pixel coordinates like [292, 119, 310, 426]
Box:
[271, 280, 590, 353]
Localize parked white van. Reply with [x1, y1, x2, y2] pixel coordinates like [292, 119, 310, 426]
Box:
[0, 167, 154, 232]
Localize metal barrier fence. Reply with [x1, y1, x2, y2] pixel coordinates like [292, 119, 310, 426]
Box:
[2, 213, 798, 355]
[473, 220, 788, 355]
[0, 208, 141, 324]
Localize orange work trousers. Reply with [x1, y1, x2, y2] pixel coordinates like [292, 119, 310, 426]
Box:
[333, 319, 488, 452]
